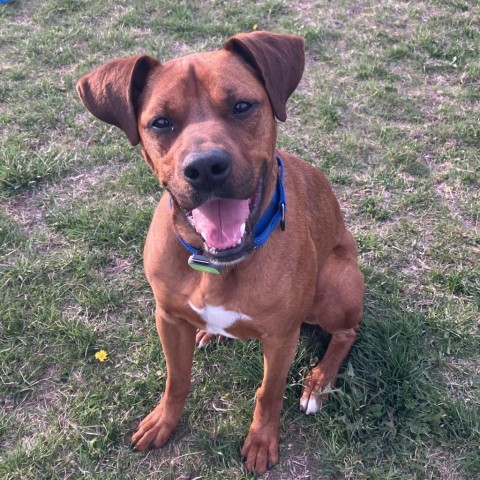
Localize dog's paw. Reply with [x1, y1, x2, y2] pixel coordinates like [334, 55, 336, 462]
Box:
[195, 330, 226, 349]
[241, 427, 279, 475]
[131, 406, 176, 451]
[299, 366, 337, 415]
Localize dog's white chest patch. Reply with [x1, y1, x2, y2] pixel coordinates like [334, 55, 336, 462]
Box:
[188, 301, 251, 338]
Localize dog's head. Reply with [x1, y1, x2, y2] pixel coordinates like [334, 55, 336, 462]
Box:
[77, 32, 304, 264]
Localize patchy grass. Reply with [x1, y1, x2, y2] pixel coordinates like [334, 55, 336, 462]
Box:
[0, 0, 479, 479]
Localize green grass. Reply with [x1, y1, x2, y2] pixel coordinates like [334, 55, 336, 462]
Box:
[1, 0, 479, 478]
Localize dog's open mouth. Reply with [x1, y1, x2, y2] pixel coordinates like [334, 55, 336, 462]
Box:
[186, 181, 262, 263]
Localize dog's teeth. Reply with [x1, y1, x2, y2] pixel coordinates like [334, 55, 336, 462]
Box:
[240, 223, 246, 236]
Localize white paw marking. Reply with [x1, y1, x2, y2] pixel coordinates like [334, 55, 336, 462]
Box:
[300, 396, 320, 415]
[188, 302, 251, 339]
[301, 383, 333, 415]
[305, 397, 320, 415]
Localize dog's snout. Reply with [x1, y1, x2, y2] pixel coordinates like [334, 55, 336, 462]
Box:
[183, 149, 232, 190]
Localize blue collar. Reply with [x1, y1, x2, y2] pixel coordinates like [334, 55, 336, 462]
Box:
[176, 156, 286, 272]
[251, 155, 286, 248]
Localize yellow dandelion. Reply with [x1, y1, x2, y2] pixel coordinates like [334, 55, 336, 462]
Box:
[95, 350, 108, 362]
[252, 24, 258, 31]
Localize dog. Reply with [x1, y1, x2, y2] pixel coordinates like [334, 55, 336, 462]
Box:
[77, 31, 364, 475]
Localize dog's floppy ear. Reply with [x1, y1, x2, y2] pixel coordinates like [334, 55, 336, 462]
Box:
[76, 55, 160, 145]
[224, 31, 305, 122]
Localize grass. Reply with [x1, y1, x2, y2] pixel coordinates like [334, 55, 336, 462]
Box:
[0, 0, 479, 478]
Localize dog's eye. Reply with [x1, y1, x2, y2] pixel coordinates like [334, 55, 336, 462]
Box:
[152, 117, 173, 130]
[233, 101, 253, 115]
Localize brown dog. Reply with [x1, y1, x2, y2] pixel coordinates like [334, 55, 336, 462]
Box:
[77, 31, 364, 474]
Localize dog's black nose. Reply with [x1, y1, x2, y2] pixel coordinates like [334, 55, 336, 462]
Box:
[183, 149, 232, 191]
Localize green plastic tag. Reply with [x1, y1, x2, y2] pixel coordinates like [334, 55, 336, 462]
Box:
[188, 254, 222, 274]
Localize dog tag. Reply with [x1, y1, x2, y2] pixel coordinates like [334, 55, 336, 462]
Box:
[188, 253, 222, 274]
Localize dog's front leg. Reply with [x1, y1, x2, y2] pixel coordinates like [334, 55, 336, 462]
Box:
[132, 311, 196, 451]
[241, 331, 300, 474]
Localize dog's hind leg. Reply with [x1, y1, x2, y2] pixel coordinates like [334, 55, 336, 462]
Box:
[195, 330, 227, 349]
[300, 231, 364, 414]
[299, 327, 358, 414]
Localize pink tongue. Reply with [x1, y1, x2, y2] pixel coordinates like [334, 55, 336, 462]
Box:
[191, 198, 249, 250]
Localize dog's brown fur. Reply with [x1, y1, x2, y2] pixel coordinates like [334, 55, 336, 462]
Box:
[77, 32, 364, 475]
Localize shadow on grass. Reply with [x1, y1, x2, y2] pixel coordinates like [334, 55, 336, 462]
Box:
[280, 263, 479, 478]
